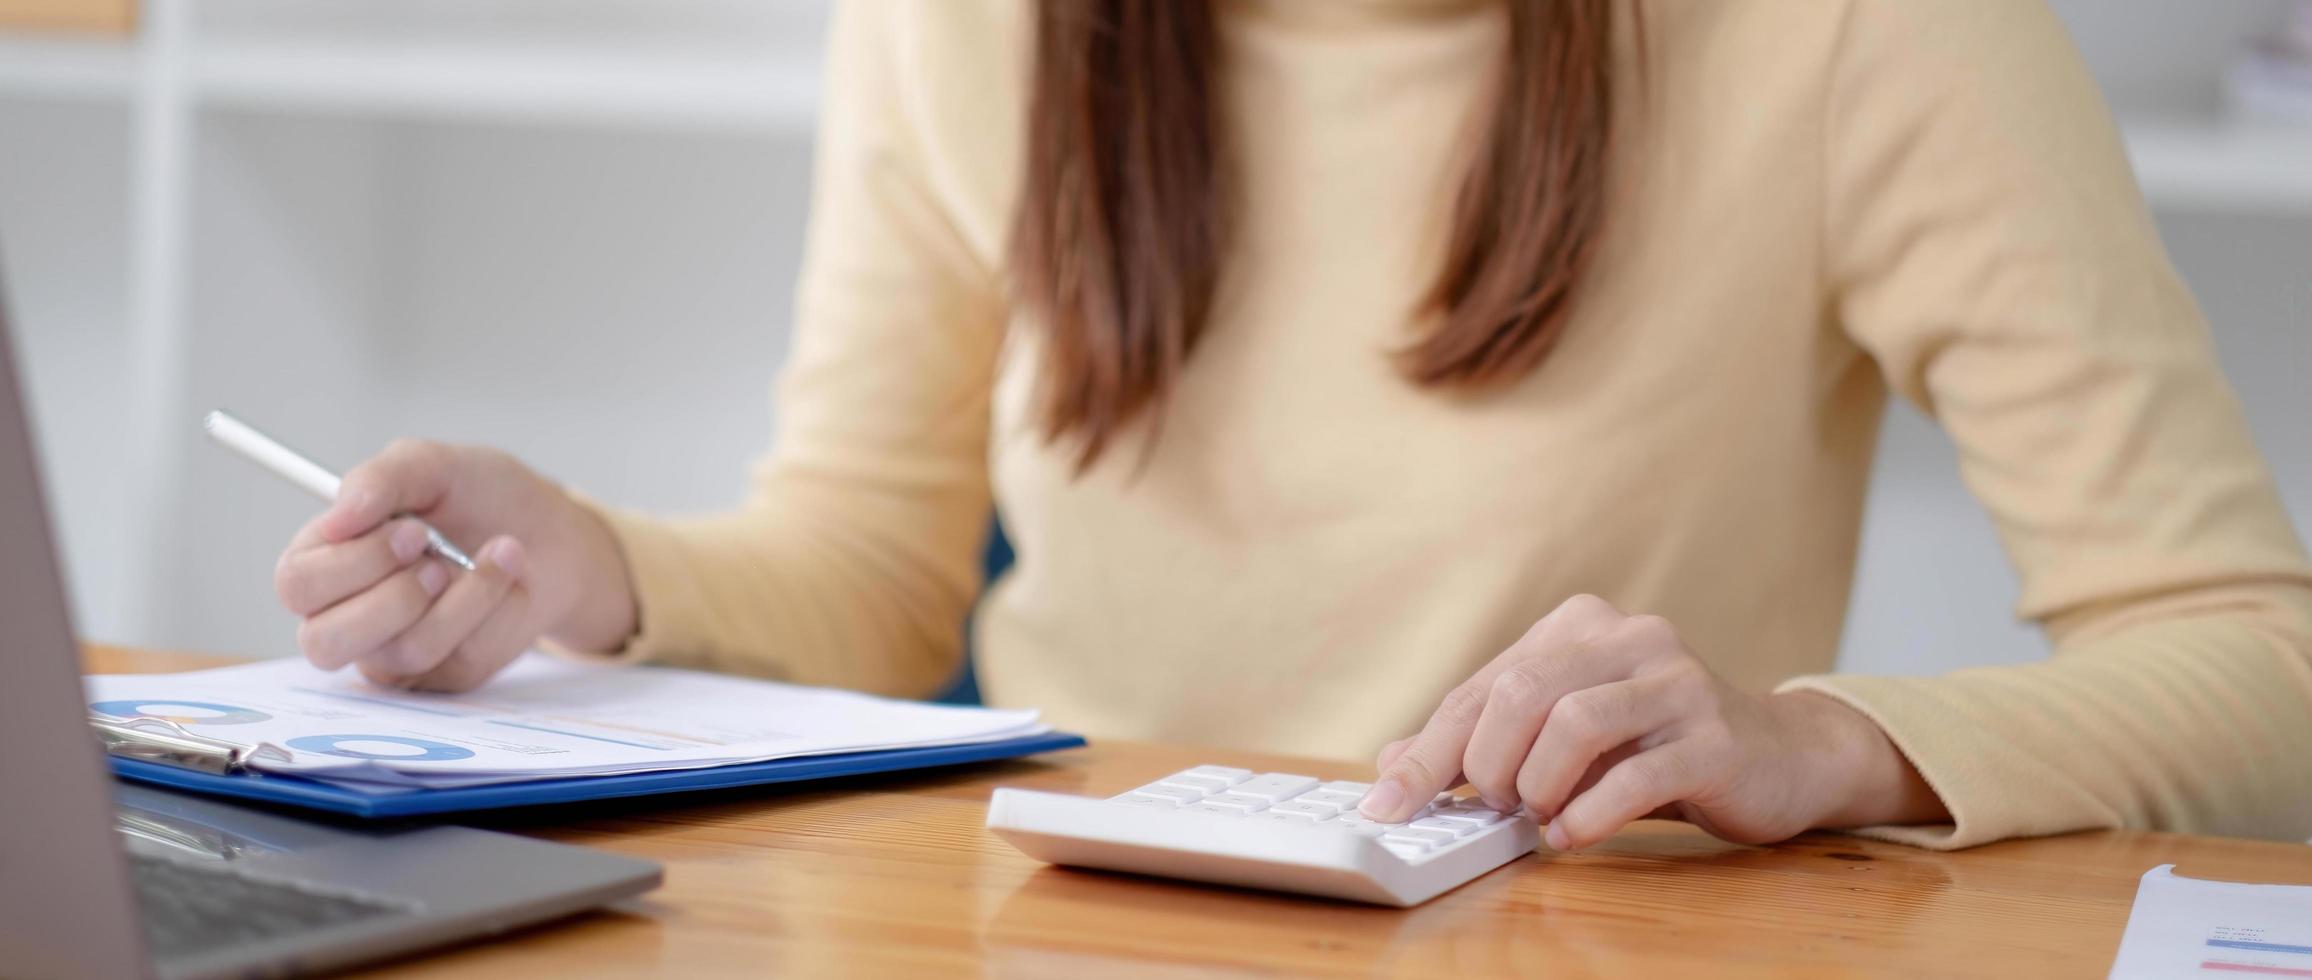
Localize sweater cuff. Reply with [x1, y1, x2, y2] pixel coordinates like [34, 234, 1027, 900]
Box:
[1775, 672, 2088, 850]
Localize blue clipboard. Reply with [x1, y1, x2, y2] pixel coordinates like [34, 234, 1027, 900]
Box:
[109, 731, 1087, 819]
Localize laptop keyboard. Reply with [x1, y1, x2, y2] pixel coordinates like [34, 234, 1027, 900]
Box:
[132, 853, 415, 960]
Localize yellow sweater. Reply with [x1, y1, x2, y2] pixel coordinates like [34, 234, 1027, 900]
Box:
[589, 0, 2312, 849]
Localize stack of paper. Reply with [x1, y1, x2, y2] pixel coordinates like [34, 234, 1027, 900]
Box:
[85, 655, 1048, 792]
[2107, 865, 2312, 979]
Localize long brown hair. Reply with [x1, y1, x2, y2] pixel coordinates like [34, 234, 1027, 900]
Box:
[1011, 0, 1618, 469]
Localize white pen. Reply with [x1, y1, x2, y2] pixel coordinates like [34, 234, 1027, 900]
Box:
[202, 410, 478, 571]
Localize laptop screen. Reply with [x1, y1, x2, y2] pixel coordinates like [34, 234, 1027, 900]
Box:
[0, 296, 154, 979]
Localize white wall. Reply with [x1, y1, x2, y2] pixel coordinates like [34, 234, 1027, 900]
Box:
[153, 117, 812, 656]
[1839, 212, 2312, 676]
[0, 104, 809, 656]
[1838, 0, 2312, 676]
[1, 0, 822, 657]
[0, 100, 137, 634]
[2, 0, 2307, 679]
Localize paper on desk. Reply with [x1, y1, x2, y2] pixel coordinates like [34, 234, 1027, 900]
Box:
[2107, 864, 2312, 979]
[85, 654, 1047, 790]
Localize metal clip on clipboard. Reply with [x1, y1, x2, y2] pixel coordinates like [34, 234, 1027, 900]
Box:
[92, 716, 291, 775]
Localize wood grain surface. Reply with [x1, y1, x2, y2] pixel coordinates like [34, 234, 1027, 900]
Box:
[84, 645, 2312, 978]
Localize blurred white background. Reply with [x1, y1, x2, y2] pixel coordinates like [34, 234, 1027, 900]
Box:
[0, 0, 2306, 679]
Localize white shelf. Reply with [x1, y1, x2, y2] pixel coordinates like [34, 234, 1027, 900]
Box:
[10, 33, 2312, 199]
[0, 31, 819, 134]
[0, 33, 136, 102]
[2122, 116, 2312, 213]
[192, 36, 819, 133]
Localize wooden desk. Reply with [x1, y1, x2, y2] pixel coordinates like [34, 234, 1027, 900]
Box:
[86, 646, 2312, 978]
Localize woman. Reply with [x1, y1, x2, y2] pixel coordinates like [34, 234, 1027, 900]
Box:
[271, 0, 2312, 852]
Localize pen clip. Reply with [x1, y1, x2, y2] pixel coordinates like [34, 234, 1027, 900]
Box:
[91, 715, 292, 775]
[417, 523, 478, 571]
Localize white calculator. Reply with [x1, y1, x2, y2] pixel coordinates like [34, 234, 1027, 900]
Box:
[986, 765, 1541, 906]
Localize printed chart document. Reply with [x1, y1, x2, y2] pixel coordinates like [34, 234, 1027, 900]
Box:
[86, 655, 1047, 790]
[2108, 864, 2312, 979]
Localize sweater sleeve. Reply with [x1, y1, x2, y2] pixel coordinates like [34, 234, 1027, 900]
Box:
[1780, 0, 2312, 848]
[575, 0, 1005, 698]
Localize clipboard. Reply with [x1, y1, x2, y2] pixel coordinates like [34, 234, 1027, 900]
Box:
[98, 720, 1087, 819]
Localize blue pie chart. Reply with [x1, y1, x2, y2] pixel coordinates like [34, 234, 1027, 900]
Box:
[285, 734, 475, 762]
[91, 699, 271, 726]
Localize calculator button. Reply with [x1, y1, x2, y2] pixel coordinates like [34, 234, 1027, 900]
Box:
[1409, 817, 1477, 838]
[1199, 793, 1271, 812]
[1271, 799, 1341, 818]
[1299, 789, 1364, 808]
[1258, 810, 1321, 825]
[1159, 774, 1235, 793]
[1189, 802, 1256, 816]
[1317, 781, 1373, 797]
[1382, 827, 1457, 846]
[1330, 814, 1398, 832]
[1183, 766, 1254, 786]
[1432, 806, 1505, 826]
[1231, 774, 1321, 802]
[1120, 793, 1185, 807]
[1124, 784, 1205, 804]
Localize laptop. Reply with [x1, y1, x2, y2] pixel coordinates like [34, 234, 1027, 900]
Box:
[0, 296, 662, 979]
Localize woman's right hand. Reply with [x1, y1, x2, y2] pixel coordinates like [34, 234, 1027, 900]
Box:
[271, 439, 637, 692]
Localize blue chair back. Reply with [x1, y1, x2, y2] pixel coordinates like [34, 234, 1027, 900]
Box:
[931, 517, 1011, 705]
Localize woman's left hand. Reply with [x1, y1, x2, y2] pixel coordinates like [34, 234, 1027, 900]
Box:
[1359, 594, 1944, 850]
